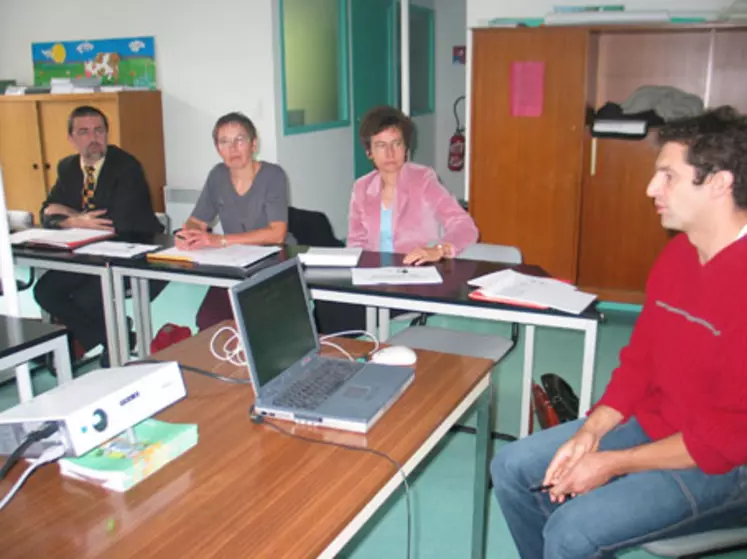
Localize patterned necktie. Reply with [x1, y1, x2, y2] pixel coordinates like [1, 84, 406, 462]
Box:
[82, 165, 96, 210]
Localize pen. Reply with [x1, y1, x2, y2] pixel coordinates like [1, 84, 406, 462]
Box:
[529, 484, 554, 492]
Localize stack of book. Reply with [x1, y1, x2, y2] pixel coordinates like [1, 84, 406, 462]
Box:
[58, 419, 198, 492]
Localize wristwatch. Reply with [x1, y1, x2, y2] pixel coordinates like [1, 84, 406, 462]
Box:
[220, 236, 228, 248]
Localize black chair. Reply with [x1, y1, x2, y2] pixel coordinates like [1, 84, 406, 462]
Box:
[288, 206, 344, 248]
[287, 206, 367, 335]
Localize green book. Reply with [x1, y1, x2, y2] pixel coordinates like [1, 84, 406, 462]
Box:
[58, 419, 198, 492]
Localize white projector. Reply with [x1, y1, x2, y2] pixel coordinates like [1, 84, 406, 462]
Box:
[0, 361, 186, 458]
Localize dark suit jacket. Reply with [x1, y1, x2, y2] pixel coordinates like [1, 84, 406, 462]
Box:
[42, 145, 162, 234]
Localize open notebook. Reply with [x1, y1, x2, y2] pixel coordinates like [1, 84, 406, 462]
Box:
[10, 228, 114, 250]
[147, 245, 280, 267]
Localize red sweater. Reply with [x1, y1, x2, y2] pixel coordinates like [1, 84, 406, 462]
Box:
[596, 233, 747, 474]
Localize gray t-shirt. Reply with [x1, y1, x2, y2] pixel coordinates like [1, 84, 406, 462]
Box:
[191, 161, 289, 234]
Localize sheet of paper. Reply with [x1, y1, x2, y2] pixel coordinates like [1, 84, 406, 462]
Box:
[510, 61, 545, 117]
[480, 272, 596, 314]
[10, 228, 112, 246]
[527, 283, 597, 315]
[9, 229, 56, 244]
[351, 266, 443, 286]
[74, 241, 161, 258]
[297, 247, 363, 267]
[151, 245, 280, 267]
[469, 269, 573, 290]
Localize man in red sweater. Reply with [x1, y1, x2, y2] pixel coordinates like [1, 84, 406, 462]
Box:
[491, 106, 747, 559]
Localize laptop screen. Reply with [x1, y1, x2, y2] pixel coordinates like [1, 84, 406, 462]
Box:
[233, 261, 318, 388]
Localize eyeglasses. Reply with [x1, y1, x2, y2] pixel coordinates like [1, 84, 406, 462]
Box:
[372, 139, 405, 152]
[217, 135, 250, 149]
[74, 127, 107, 137]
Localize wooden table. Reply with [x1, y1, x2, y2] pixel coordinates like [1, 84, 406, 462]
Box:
[0, 323, 494, 558]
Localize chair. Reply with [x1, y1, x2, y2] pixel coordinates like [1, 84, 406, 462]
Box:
[388, 242, 522, 358]
[386, 243, 523, 438]
[288, 206, 367, 335]
[288, 206, 344, 248]
[642, 527, 747, 558]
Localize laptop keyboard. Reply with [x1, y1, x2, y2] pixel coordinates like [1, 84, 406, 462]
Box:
[273, 359, 364, 411]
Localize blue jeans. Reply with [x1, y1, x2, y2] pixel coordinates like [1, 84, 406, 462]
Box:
[491, 418, 747, 559]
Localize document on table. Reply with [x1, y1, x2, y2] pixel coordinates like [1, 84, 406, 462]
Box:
[469, 269, 596, 314]
[148, 245, 281, 267]
[351, 266, 443, 286]
[10, 228, 114, 249]
[74, 241, 161, 258]
[468, 269, 572, 290]
[298, 246, 363, 267]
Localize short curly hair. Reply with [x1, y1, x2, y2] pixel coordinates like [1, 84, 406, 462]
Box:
[657, 106, 747, 209]
[359, 105, 414, 153]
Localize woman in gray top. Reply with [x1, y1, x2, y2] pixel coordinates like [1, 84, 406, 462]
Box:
[177, 112, 289, 330]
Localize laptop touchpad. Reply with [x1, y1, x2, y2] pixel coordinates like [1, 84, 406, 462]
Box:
[343, 385, 372, 399]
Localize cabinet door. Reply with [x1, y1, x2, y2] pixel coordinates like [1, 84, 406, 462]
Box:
[0, 101, 47, 214]
[469, 28, 589, 280]
[37, 99, 119, 187]
[577, 136, 670, 299]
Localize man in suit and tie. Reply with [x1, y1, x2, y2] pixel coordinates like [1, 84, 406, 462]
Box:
[33, 105, 163, 366]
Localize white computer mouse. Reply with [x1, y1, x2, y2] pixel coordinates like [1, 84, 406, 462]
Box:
[370, 345, 417, 366]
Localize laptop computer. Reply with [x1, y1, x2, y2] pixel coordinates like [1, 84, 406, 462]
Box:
[227, 258, 415, 433]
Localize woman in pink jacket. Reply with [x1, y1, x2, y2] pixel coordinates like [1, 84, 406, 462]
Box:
[347, 106, 478, 264]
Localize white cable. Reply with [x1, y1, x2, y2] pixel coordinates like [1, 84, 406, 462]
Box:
[0, 444, 65, 512]
[319, 330, 380, 354]
[209, 326, 247, 367]
[211, 327, 378, 366]
[320, 340, 355, 362]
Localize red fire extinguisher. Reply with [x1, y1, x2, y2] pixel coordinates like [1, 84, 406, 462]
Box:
[448, 95, 466, 172]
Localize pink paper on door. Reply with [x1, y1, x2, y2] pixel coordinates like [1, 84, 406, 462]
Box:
[510, 61, 545, 117]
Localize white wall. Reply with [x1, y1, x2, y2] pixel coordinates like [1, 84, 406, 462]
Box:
[433, 0, 467, 198]
[273, 0, 354, 240]
[467, 0, 733, 26]
[0, 0, 279, 195]
[274, 0, 447, 239]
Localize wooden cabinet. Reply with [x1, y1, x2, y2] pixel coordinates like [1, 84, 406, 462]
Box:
[0, 91, 166, 216]
[469, 24, 747, 303]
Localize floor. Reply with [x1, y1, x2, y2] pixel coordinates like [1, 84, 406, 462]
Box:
[1, 277, 745, 559]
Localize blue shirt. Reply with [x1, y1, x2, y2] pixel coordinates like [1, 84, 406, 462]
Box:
[380, 205, 394, 253]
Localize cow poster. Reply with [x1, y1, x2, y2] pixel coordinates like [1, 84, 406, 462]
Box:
[32, 36, 156, 88]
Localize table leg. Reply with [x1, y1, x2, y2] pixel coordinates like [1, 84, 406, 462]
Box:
[100, 268, 121, 367]
[138, 278, 153, 357]
[471, 385, 492, 559]
[112, 269, 130, 366]
[130, 279, 145, 359]
[519, 325, 536, 438]
[365, 307, 377, 337]
[5, 314, 34, 401]
[51, 334, 73, 384]
[14, 364, 33, 403]
[378, 307, 390, 341]
[578, 322, 598, 416]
